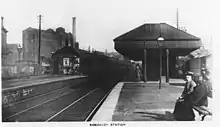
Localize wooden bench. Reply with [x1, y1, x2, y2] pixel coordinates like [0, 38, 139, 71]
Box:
[192, 105, 212, 121]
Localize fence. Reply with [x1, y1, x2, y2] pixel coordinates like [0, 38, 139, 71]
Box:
[2, 64, 35, 79]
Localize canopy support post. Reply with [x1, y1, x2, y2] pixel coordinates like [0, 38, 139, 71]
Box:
[166, 49, 169, 83]
[143, 48, 147, 82]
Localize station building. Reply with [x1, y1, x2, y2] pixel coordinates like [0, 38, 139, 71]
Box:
[114, 23, 201, 82]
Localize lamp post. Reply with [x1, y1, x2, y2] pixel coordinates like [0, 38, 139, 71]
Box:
[17, 44, 22, 62]
[157, 37, 164, 89]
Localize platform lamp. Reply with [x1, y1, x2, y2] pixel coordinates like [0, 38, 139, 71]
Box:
[157, 36, 164, 89]
[17, 44, 22, 62]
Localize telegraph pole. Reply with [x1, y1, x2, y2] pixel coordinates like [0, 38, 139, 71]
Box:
[38, 15, 42, 65]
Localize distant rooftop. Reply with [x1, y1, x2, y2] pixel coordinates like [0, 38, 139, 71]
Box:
[7, 44, 19, 50]
[23, 27, 69, 34]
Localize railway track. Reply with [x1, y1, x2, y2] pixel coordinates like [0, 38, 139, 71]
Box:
[2, 82, 113, 122]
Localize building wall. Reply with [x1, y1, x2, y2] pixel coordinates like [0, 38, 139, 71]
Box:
[189, 58, 201, 75]
[6, 44, 20, 65]
[1, 28, 8, 65]
[188, 56, 211, 75]
[22, 28, 38, 63]
[22, 27, 73, 64]
[41, 30, 60, 58]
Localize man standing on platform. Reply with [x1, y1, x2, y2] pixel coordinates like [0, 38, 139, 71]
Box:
[135, 64, 142, 82]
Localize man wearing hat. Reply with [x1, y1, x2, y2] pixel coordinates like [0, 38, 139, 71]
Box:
[181, 72, 197, 99]
[173, 71, 197, 120]
[173, 71, 211, 121]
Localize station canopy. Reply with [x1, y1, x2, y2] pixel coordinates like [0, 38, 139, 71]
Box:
[187, 47, 211, 59]
[179, 47, 211, 61]
[114, 23, 202, 59]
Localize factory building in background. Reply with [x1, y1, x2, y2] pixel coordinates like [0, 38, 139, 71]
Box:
[22, 27, 75, 64]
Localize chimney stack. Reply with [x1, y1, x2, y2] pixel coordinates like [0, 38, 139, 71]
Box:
[75, 42, 79, 49]
[72, 17, 76, 48]
[1, 16, 4, 28]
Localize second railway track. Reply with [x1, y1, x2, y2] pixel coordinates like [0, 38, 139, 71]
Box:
[3, 82, 113, 122]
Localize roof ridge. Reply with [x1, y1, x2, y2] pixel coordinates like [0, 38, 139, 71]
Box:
[164, 23, 200, 40]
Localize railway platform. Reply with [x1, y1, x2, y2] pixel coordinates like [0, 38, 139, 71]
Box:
[2, 75, 86, 90]
[2, 75, 88, 106]
[92, 78, 212, 121]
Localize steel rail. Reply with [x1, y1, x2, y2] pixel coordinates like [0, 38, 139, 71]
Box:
[46, 88, 99, 122]
[85, 88, 113, 121]
[3, 88, 81, 121]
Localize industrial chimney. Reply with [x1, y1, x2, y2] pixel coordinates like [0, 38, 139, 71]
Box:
[1, 16, 3, 28]
[72, 17, 76, 48]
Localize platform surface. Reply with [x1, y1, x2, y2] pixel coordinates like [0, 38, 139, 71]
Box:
[92, 81, 212, 121]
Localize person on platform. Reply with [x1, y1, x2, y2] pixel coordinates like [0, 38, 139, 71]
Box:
[173, 72, 197, 121]
[190, 75, 210, 120]
[201, 67, 212, 98]
[180, 72, 197, 99]
[135, 64, 142, 82]
[173, 73, 209, 121]
[190, 75, 208, 107]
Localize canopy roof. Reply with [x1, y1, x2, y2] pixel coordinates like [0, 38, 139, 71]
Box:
[114, 23, 201, 49]
[52, 46, 80, 58]
[178, 47, 211, 62]
[188, 47, 211, 58]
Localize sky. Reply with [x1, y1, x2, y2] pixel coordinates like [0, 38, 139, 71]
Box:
[1, 0, 220, 123]
[0, 0, 218, 52]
